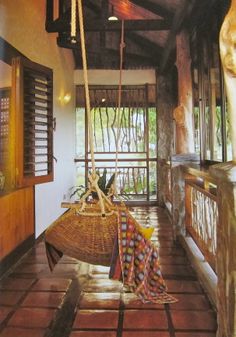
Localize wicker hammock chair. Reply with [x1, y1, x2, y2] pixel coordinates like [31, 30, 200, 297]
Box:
[45, 0, 126, 267]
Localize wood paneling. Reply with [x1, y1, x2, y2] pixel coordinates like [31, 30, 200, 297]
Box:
[0, 187, 34, 261]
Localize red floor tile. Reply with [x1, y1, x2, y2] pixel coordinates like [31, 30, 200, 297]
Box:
[7, 308, 56, 328]
[159, 256, 188, 265]
[0, 291, 25, 306]
[171, 310, 217, 331]
[79, 292, 120, 309]
[161, 265, 195, 277]
[83, 279, 122, 293]
[175, 333, 216, 337]
[70, 332, 117, 337]
[14, 264, 46, 274]
[32, 278, 72, 291]
[0, 327, 45, 337]
[165, 280, 202, 293]
[23, 255, 48, 264]
[158, 241, 175, 248]
[52, 264, 80, 275]
[73, 310, 119, 329]
[122, 332, 170, 337]
[158, 247, 186, 257]
[0, 278, 35, 290]
[21, 291, 66, 308]
[123, 310, 168, 329]
[122, 293, 164, 309]
[169, 294, 211, 310]
[0, 307, 13, 323]
[0, 206, 218, 336]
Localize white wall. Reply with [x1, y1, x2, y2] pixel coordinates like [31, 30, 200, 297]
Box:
[0, 1, 76, 237]
[74, 69, 156, 85]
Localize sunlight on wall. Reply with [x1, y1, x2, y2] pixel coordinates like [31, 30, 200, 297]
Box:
[0, 0, 76, 237]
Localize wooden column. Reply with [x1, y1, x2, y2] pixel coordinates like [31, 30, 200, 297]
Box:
[156, 69, 177, 205]
[173, 31, 194, 154]
[220, 0, 236, 160]
[210, 163, 236, 337]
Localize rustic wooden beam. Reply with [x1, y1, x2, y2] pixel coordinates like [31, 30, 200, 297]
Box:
[100, 0, 108, 62]
[129, 0, 173, 20]
[159, 0, 196, 73]
[73, 47, 158, 69]
[126, 32, 163, 59]
[0, 37, 28, 65]
[46, 18, 170, 33]
[83, 0, 101, 15]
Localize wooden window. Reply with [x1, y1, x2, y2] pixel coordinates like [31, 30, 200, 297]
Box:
[190, 14, 231, 163]
[12, 57, 53, 187]
[0, 88, 10, 171]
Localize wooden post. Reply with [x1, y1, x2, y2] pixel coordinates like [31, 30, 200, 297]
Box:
[219, 0, 236, 160]
[210, 162, 236, 337]
[173, 31, 195, 154]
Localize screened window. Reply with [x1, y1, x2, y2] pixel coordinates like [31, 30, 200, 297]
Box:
[190, 23, 232, 163]
[75, 84, 157, 201]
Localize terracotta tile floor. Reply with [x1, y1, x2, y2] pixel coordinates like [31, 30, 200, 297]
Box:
[0, 206, 217, 337]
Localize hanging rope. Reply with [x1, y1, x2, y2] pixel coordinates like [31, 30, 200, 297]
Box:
[77, 0, 95, 177]
[112, 20, 125, 198]
[77, 0, 114, 216]
[71, 0, 77, 43]
[75, 0, 126, 213]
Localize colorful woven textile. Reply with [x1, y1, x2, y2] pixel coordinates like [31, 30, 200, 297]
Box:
[117, 210, 177, 304]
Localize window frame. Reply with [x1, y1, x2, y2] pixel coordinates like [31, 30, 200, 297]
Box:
[190, 25, 230, 164]
[11, 56, 54, 188]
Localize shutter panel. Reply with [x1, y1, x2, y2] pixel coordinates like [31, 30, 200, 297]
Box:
[12, 57, 53, 187]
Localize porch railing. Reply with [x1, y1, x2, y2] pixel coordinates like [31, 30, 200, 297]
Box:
[184, 169, 218, 272]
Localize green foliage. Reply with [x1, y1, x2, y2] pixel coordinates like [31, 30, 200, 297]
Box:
[69, 169, 116, 201]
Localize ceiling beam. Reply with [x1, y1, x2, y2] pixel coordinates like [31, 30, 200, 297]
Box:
[46, 18, 170, 33]
[59, 36, 157, 64]
[0, 37, 28, 65]
[129, 0, 173, 21]
[126, 31, 163, 59]
[83, 0, 101, 16]
[159, 0, 195, 72]
[74, 50, 157, 69]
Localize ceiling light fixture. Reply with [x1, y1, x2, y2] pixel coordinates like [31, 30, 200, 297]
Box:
[108, 5, 118, 21]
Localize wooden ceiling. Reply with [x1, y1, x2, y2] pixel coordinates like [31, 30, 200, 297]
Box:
[45, 0, 220, 71]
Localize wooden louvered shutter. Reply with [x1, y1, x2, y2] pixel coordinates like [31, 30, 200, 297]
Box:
[12, 57, 53, 187]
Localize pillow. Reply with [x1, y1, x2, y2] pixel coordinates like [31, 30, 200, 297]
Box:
[139, 226, 154, 240]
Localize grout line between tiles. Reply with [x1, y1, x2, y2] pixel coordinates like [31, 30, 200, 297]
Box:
[165, 303, 176, 337]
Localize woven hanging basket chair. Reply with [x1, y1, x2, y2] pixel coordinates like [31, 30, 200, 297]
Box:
[45, 203, 119, 266]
